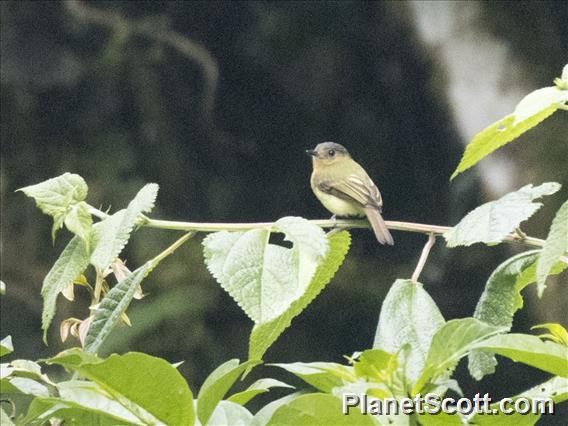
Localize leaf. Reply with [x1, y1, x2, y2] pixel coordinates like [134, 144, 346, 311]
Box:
[22, 397, 132, 426]
[0, 336, 13, 357]
[473, 334, 568, 377]
[469, 376, 567, 425]
[451, 85, 568, 179]
[227, 378, 294, 406]
[270, 362, 355, 393]
[468, 251, 568, 380]
[353, 349, 398, 383]
[18, 173, 88, 218]
[41, 235, 90, 342]
[248, 231, 350, 360]
[413, 318, 505, 394]
[203, 217, 328, 324]
[445, 183, 561, 247]
[0, 407, 14, 426]
[63, 201, 93, 245]
[373, 279, 445, 382]
[266, 393, 376, 425]
[196, 358, 261, 425]
[49, 349, 195, 426]
[84, 261, 153, 353]
[252, 393, 303, 426]
[532, 323, 568, 346]
[537, 200, 568, 296]
[90, 183, 159, 271]
[207, 401, 253, 425]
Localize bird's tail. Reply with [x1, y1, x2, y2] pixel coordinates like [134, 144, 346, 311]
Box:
[364, 206, 394, 246]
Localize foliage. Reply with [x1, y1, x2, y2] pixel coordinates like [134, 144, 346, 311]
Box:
[2, 65, 568, 424]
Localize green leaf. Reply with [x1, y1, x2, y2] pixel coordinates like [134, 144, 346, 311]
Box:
[252, 393, 303, 426]
[207, 401, 253, 425]
[18, 173, 90, 241]
[266, 393, 376, 425]
[41, 235, 90, 342]
[22, 397, 129, 426]
[0, 336, 13, 357]
[270, 362, 355, 393]
[451, 85, 568, 179]
[537, 200, 568, 296]
[353, 349, 398, 383]
[445, 183, 561, 247]
[197, 358, 261, 425]
[63, 201, 93, 245]
[469, 251, 568, 380]
[49, 349, 195, 425]
[84, 261, 153, 353]
[373, 279, 445, 382]
[90, 183, 159, 271]
[248, 231, 350, 360]
[203, 217, 328, 324]
[0, 407, 14, 426]
[473, 334, 568, 377]
[532, 323, 568, 346]
[468, 376, 568, 425]
[227, 378, 294, 406]
[41, 380, 141, 425]
[413, 318, 505, 394]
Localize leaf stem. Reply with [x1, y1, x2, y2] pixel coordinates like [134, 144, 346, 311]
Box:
[87, 206, 546, 249]
[412, 233, 436, 283]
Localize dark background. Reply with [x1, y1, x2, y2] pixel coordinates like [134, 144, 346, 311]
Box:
[1, 0, 567, 420]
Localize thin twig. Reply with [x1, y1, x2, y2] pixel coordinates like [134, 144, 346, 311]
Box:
[412, 233, 436, 283]
[63, 0, 218, 120]
[87, 205, 547, 249]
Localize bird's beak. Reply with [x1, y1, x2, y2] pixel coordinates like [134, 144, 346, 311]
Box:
[305, 149, 317, 157]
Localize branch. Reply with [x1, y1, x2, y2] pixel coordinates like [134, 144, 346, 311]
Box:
[412, 233, 436, 283]
[87, 206, 546, 249]
[63, 0, 218, 120]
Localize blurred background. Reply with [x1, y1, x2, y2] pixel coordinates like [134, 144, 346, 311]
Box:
[1, 0, 567, 418]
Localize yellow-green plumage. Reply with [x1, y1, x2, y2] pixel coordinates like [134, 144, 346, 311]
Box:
[308, 142, 394, 245]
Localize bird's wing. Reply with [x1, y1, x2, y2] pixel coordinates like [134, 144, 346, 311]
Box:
[318, 174, 383, 209]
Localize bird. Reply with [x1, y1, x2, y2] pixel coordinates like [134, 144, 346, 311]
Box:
[307, 142, 394, 245]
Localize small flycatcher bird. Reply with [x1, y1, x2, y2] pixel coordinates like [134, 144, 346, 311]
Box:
[307, 142, 394, 245]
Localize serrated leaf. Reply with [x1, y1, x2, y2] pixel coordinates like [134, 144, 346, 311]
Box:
[445, 183, 561, 247]
[1, 336, 13, 357]
[49, 349, 194, 425]
[90, 183, 159, 271]
[227, 378, 294, 406]
[197, 358, 261, 425]
[41, 235, 90, 342]
[18, 173, 88, 217]
[203, 217, 328, 324]
[469, 252, 567, 380]
[373, 279, 445, 382]
[248, 231, 350, 360]
[63, 201, 93, 244]
[19, 173, 89, 241]
[537, 200, 568, 296]
[473, 334, 568, 377]
[451, 85, 568, 179]
[83, 261, 153, 353]
[413, 318, 505, 394]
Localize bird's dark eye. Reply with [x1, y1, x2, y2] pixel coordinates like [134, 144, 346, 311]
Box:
[328, 149, 335, 157]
